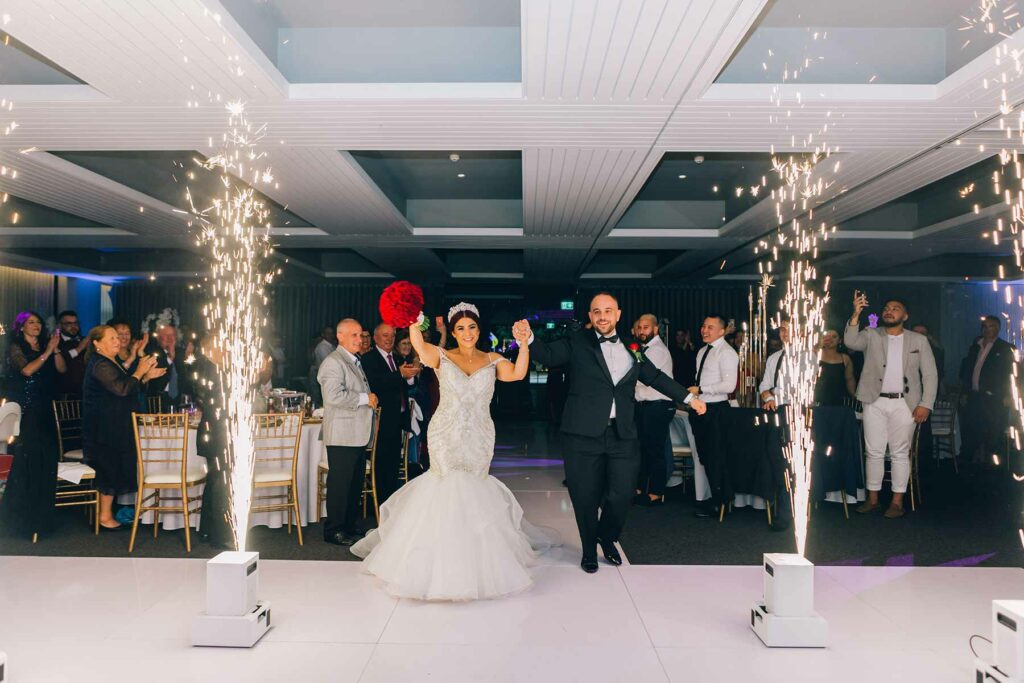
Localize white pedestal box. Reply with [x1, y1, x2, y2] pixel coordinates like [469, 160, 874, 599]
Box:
[751, 553, 827, 648]
[975, 657, 1024, 683]
[764, 553, 814, 617]
[205, 551, 259, 617]
[994, 601, 1024, 680]
[192, 551, 271, 648]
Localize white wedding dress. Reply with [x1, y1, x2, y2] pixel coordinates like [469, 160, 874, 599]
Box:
[351, 348, 559, 601]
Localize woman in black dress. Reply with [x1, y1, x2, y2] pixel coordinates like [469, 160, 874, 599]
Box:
[194, 332, 236, 549]
[816, 329, 857, 405]
[81, 325, 164, 529]
[0, 311, 66, 540]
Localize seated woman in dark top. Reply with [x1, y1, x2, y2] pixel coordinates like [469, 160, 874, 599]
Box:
[0, 311, 66, 540]
[81, 325, 165, 530]
[816, 329, 857, 406]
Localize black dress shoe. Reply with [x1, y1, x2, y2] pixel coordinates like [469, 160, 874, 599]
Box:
[694, 503, 715, 518]
[598, 539, 622, 566]
[580, 556, 599, 573]
[324, 531, 348, 546]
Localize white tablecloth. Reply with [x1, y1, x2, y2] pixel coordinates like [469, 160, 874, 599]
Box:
[118, 422, 325, 531]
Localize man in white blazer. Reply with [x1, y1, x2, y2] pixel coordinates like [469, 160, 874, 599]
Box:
[845, 293, 937, 519]
[318, 318, 378, 546]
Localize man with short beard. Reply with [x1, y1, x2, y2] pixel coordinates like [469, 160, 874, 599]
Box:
[845, 293, 937, 519]
[633, 314, 675, 506]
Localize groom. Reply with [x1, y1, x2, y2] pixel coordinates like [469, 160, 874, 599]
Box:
[515, 293, 705, 573]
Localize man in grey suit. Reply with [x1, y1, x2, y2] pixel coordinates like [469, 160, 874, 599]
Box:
[845, 292, 937, 519]
[318, 318, 379, 546]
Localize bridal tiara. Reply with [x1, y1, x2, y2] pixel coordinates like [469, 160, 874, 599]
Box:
[447, 302, 479, 322]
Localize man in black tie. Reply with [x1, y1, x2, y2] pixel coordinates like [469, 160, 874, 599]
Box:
[514, 294, 701, 574]
[688, 313, 739, 519]
[361, 323, 420, 505]
[758, 320, 792, 531]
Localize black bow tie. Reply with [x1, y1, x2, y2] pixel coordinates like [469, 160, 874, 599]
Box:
[599, 335, 619, 344]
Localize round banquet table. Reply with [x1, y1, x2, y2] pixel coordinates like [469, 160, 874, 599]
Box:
[117, 421, 326, 531]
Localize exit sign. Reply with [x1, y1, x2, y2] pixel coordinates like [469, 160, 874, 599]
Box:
[560, 300, 574, 310]
[546, 322, 556, 329]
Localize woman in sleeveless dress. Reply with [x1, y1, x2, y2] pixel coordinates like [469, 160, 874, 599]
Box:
[351, 303, 559, 601]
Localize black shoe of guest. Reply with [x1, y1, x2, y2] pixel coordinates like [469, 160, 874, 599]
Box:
[325, 531, 348, 546]
[694, 503, 715, 518]
[581, 556, 599, 573]
[597, 538, 622, 566]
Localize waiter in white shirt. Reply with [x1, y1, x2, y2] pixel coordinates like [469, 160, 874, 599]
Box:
[759, 319, 793, 531]
[684, 313, 739, 518]
[634, 314, 676, 506]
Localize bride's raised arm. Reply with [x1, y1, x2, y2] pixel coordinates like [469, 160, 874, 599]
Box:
[409, 317, 441, 369]
[494, 325, 531, 382]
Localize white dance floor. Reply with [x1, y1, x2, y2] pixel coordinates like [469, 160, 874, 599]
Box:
[1, 453, 1019, 681]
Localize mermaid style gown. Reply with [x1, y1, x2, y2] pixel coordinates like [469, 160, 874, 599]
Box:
[351, 349, 559, 601]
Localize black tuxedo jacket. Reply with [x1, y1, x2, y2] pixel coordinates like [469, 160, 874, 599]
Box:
[361, 347, 411, 429]
[960, 337, 1015, 399]
[143, 340, 193, 401]
[530, 329, 689, 439]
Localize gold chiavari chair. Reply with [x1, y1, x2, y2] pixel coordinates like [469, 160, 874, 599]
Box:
[316, 407, 381, 522]
[129, 412, 206, 552]
[52, 399, 85, 462]
[250, 413, 304, 546]
[146, 395, 164, 414]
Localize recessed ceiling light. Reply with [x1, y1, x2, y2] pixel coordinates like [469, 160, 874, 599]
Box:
[457, 173, 466, 178]
[678, 174, 687, 179]
[712, 185, 719, 192]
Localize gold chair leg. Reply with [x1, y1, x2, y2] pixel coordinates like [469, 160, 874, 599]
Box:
[293, 485, 303, 547]
[841, 492, 849, 520]
[718, 503, 726, 523]
[153, 489, 160, 538]
[181, 486, 192, 553]
[766, 501, 772, 526]
[93, 492, 100, 535]
[129, 489, 143, 552]
[32, 532, 38, 544]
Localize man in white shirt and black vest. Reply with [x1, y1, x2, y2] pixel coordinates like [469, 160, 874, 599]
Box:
[685, 313, 739, 518]
[633, 314, 675, 507]
[759, 319, 793, 531]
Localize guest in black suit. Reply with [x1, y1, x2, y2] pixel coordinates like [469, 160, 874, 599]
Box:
[515, 293, 697, 574]
[143, 324, 193, 411]
[193, 332, 236, 550]
[56, 310, 88, 397]
[959, 315, 1016, 464]
[670, 328, 698, 386]
[361, 323, 420, 505]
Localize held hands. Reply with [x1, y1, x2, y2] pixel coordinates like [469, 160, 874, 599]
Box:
[45, 331, 61, 355]
[512, 321, 532, 345]
[367, 393, 379, 409]
[687, 385, 700, 395]
[912, 406, 931, 424]
[763, 398, 778, 412]
[689, 397, 707, 415]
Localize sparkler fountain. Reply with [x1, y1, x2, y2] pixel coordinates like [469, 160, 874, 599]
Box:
[189, 101, 276, 648]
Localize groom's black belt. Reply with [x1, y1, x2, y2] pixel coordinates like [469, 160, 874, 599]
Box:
[879, 392, 905, 399]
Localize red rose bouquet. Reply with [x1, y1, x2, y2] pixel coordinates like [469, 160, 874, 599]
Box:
[379, 281, 426, 328]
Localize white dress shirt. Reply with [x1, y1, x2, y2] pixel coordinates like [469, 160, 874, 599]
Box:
[881, 333, 904, 394]
[971, 338, 995, 392]
[686, 337, 738, 404]
[341, 347, 370, 406]
[598, 331, 633, 419]
[759, 348, 788, 405]
[636, 334, 674, 402]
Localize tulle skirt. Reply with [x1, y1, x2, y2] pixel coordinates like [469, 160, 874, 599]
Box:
[351, 469, 560, 601]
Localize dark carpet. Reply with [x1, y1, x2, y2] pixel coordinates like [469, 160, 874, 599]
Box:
[620, 460, 1024, 567]
[0, 512, 362, 561]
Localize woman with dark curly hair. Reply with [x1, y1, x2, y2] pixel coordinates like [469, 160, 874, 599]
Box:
[0, 311, 66, 540]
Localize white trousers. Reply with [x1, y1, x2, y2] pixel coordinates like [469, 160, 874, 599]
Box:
[862, 397, 916, 493]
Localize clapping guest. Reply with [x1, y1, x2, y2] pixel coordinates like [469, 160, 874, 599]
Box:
[108, 319, 147, 372]
[56, 310, 88, 397]
[144, 324, 192, 411]
[670, 328, 697, 386]
[0, 312, 66, 539]
[82, 326, 165, 530]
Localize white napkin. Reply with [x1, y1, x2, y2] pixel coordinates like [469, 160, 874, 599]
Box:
[409, 400, 424, 436]
[57, 462, 91, 485]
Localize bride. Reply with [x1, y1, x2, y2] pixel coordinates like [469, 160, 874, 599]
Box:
[351, 303, 559, 601]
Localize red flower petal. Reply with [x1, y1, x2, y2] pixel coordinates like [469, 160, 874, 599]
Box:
[378, 281, 425, 328]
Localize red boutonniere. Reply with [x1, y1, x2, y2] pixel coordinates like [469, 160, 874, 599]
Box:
[628, 342, 645, 363]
